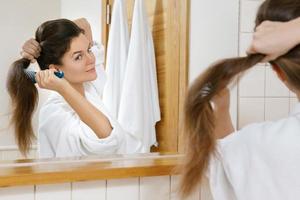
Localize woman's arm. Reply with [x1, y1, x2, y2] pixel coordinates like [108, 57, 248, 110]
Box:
[248, 17, 300, 61]
[36, 69, 112, 139]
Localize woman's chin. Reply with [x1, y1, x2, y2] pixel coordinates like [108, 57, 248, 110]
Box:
[88, 73, 97, 81]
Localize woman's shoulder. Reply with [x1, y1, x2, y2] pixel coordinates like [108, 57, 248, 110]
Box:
[218, 114, 300, 149]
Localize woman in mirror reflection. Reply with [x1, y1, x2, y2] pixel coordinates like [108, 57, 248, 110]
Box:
[180, 0, 300, 199]
[7, 18, 142, 158]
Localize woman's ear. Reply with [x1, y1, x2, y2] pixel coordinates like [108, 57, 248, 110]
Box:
[271, 63, 286, 82]
[49, 64, 60, 71]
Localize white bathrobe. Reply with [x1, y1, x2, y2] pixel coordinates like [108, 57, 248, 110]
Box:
[118, 0, 161, 153]
[208, 102, 300, 200]
[38, 45, 142, 158]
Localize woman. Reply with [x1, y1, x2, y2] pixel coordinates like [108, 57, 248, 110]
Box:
[7, 19, 142, 158]
[180, 0, 300, 199]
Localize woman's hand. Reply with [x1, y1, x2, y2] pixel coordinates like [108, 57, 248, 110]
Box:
[73, 18, 93, 43]
[247, 17, 300, 62]
[35, 69, 68, 93]
[20, 38, 41, 63]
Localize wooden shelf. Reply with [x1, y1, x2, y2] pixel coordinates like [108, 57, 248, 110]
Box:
[0, 153, 183, 188]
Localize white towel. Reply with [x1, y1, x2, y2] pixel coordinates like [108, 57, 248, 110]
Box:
[102, 0, 129, 119]
[118, 0, 161, 153]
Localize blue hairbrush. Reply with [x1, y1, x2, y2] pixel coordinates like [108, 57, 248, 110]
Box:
[24, 70, 64, 83]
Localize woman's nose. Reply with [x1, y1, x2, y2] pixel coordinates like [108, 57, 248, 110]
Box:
[86, 52, 95, 64]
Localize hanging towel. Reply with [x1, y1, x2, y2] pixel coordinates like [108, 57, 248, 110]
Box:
[118, 0, 161, 153]
[102, 0, 129, 119]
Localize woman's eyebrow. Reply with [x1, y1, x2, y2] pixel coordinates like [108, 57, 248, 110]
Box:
[72, 50, 83, 55]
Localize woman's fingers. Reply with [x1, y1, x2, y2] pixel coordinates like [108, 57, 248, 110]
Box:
[21, 38, 41, 62]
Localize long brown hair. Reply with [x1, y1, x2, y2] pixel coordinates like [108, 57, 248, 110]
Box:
[180, 0, 300, 198]
[6, 19, 83, 156]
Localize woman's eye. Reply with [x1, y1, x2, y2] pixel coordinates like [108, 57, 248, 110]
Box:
[75, 55, 82, 60]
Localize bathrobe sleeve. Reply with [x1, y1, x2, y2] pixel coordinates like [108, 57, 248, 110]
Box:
[38, 94, 143, 158]
[90, 42, 107, 97]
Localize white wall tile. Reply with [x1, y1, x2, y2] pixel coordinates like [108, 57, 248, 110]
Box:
[107, 178, 139, 200]
[189, 0, 239, 82]
[239, 33, 252, 56]
[240, 0, 262, 32]
[200, 178, 214, 200]
[0, 186, 34, 200]
[0, 148, 37, 161]
[72, 181, 106, 200]
[35, 183, 71, 200]
[1, 150, 23, 161]
[140, 176, 170, 200]
[170, 175, 199, 200]
[265, 98, 289, 121]
[239, 65, 265, 97]
[238, 98, 265, 129]
[265, 66, 289, 97]
[28, 150, 37, 159]
[290, 98, 299, 114]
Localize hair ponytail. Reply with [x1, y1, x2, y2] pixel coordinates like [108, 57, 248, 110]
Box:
[179, 54, 264, 198]
[6, 58, 38, 156]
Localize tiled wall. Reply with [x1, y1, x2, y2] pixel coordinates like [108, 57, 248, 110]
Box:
[238, 0, 298, 129]
[0, 146, 37, 160]
[0, 175, 212, 200]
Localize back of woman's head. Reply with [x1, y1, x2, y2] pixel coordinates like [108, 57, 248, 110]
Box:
[180, 0, 300, 198]
[6, 19, 83, 156]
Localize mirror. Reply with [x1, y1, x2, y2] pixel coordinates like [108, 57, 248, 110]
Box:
[0, 0, 189, 160]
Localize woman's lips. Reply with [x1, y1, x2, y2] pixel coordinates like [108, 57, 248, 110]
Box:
[86, 67, 95, 72]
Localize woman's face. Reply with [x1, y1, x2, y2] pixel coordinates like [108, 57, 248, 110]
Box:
[59, 33, 96, 84]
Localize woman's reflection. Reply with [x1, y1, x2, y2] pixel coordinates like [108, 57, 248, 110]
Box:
[7, 18, 142, 158]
